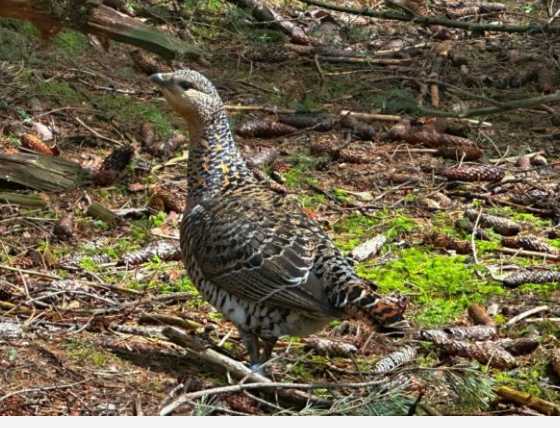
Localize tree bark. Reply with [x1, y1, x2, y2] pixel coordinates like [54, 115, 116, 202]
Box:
[0, 0, 203, 60]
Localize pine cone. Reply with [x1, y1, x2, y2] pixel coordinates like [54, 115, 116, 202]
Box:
[502, 235, 558, 254]
[372, 346, 417, 375]
[426, 232, 471, 254]
[465, 209, 521, 236]
[442, 164, 504, 182]
[502, 270, 560, 287]
[236, 120, 297, 139]
[122, 240, 181, 266]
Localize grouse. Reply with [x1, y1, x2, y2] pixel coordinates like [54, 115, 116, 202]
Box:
[150, 69, 407, 368]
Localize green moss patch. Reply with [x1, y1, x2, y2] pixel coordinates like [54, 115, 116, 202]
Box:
[357, 248, 504, 326]
[92, 95, 174, 137]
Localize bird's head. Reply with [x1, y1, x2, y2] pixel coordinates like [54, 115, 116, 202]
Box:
[150, 69, 223, 126]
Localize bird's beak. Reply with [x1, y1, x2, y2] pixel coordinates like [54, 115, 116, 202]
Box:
[150, 73, 173, 89]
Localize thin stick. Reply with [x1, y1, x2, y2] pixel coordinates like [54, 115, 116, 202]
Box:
[505, 305, 549, 327]
[75, 117, 122, 145]
[497, 247, 560, 261]
[0, 380, 88, 403]
[0, 264, 61, 280]
[471, 208, 482, 265]
[160, 376, 389, 415]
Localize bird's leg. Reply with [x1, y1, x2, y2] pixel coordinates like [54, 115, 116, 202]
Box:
[260, 337, 278, 364]
[239, 329, 261, 368]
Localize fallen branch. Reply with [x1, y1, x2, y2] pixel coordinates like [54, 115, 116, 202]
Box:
[496, 386, 560, 415]
[505, 305, 549, 327]
[498, 248, 560, 262]
[0, 0, 203, 60]
[300, 0, 560, 34]
[160, 327, 331, 414]
[227, 0, 311, 44]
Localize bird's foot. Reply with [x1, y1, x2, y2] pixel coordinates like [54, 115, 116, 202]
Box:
[248, 363, 267, 376]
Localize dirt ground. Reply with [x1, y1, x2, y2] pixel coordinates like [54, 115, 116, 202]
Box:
[0, 0, 559, 415]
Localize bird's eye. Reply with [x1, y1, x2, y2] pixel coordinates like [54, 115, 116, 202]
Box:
[178, 81, 194, 90]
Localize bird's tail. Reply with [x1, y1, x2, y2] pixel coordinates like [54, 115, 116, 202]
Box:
[315, 243, 407, 326]
[330, 278, 408, 326]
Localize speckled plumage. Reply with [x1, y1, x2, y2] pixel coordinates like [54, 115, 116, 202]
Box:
[151, 69, 407, 365]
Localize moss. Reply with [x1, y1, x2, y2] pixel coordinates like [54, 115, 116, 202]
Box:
[333, 213, 378, 252]
[357, 248, 504, 326]
[64, 340, 110, 367]
[282, 152, 324, 188]
[79, 256, 100, 272]
[36, 80, 83, 105]
[494, 363, 560, 402]
[92, 95, 174, 137]
[53, 30, 89, 58]
[297, 193, 327, 211]
[517, 281, 560, 296]
[488, 206, 551, 229]
[0, 19, 38, 63]
[334, 211, 417, 251]
[385, 214, 417, 239]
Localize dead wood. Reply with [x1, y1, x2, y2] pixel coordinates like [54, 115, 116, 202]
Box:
[351, 234, 387, 261]
[0, 0, 203, 60]
[301, 0, 560, 35]
[0, 152, 91, 192]
[139, 312, 203, 331]
[496, 386, 560, 415]
[86, 202, 120, 226]
[0, 192, 48, 208]
[245, 147, 280, 168]
[227, 0, 311, 44]
[160, 327, 329, 413]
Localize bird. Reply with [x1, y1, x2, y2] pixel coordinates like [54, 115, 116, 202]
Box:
[150, 69, 407, 369]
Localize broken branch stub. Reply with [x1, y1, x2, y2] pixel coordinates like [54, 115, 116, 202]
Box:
[0, 0, 203, 61]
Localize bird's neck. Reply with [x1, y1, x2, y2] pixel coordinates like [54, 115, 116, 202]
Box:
[186, 109, 254, 206]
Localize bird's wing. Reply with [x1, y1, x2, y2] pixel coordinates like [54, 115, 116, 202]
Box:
[181, 195, 337, 317]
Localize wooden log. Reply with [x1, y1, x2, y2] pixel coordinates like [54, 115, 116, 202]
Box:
[496, 386, 560, 415]
[0, 192, 48, 207]
[86, 202, 120, 226]
[0, 0, 203, 60]
[0, 152, 90, 192]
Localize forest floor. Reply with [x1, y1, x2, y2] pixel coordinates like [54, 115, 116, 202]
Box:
[0, 0, 559, 416]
